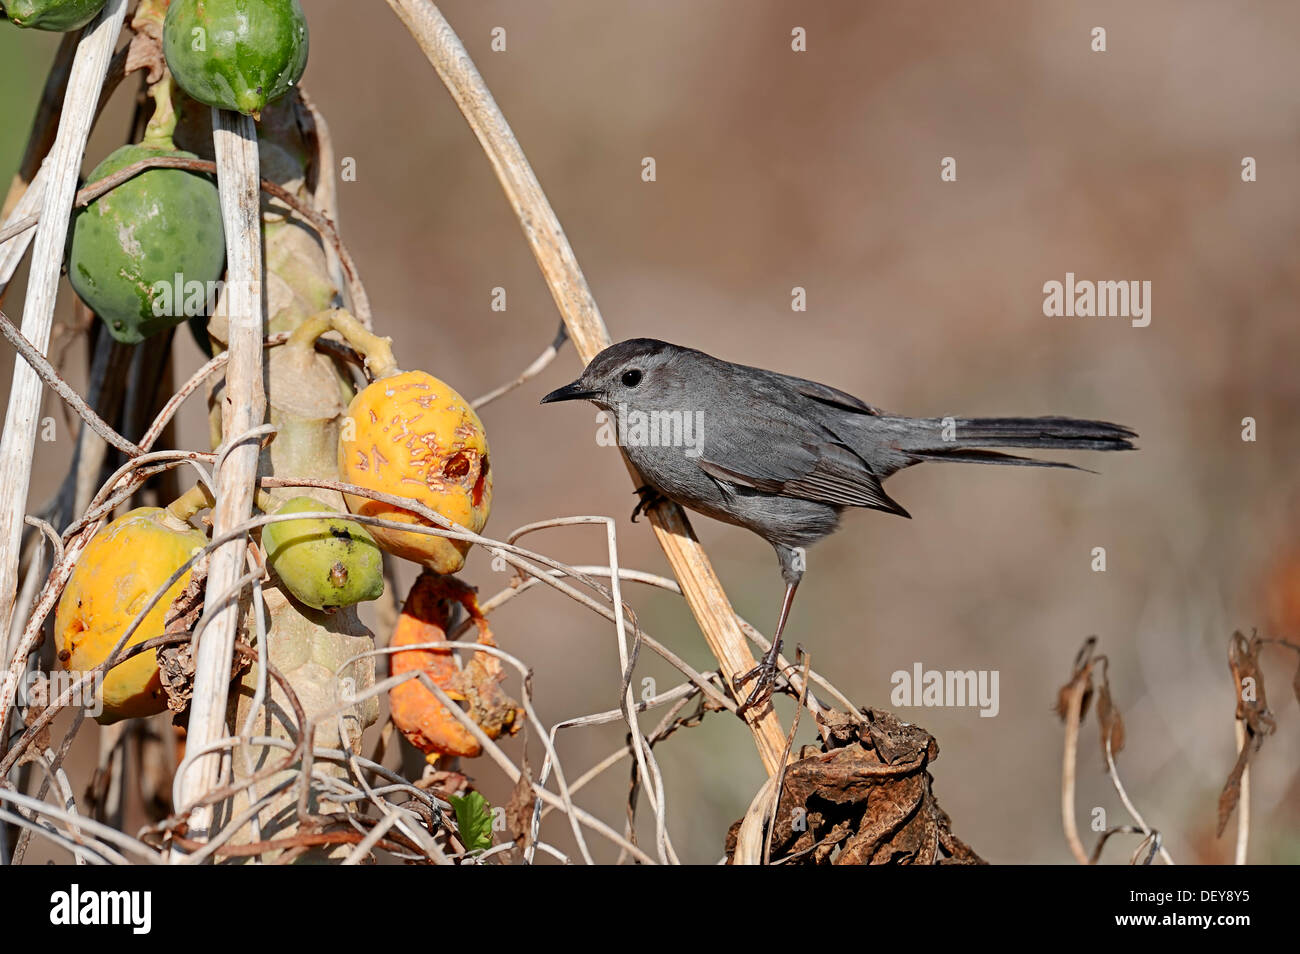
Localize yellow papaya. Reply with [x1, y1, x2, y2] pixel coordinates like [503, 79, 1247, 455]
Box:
[54, 508, 206, 724]
[338, 371, 491, 573]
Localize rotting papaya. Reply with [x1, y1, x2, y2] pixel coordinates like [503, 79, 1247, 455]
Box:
[338, 371, 492, 574]
[1, 0, 106, 31]
[163, 0, 309, 118]
[388, 573, 521, 760]
[261, 496, 383, 612]
[54, 508, 207, 724]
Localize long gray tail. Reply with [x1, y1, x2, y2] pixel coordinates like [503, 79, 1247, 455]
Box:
[876, 415, 1138, 475]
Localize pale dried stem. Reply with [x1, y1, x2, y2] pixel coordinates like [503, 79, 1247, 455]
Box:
[1061, 678, 1089, 864]
[175, 110, 266, 837]
[1104, 738, 1175, 865]
[505, 516, 670, 862]
[0, 0, 128, 652]
[471, 321, 568, 410]
[384, 0, 787, 775]
[1233, 718, 1249, 865]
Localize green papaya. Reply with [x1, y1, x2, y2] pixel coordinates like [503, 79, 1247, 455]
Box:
[68, 141, 226, 344]
[163, 0, 309, 118]
[262, 496, 384, 612]
[1, 0, 106, 31]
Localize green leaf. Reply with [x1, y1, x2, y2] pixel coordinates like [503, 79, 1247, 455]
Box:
[448, 791, 494, 852]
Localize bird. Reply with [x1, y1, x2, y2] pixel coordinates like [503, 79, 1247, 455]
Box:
[541, 338, 1137, 715]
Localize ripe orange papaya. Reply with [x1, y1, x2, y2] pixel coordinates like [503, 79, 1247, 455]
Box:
[54, 508, 206, 724]
[338, 371, 491, 573]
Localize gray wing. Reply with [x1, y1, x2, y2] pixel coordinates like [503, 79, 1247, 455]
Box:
[783, 375, 883, 417]
[696, 410, 910, 518]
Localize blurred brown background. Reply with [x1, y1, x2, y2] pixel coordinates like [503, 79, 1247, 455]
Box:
[3, 1, 1298, 863]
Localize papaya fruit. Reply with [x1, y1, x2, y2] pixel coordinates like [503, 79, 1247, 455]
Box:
[262, 496, 383, 612]
[338, 371, 492, 574]
[163, 0, 309, 118]
[54, 508, 207, 724]
[1, 0, 106, 31]
[388, 573, 521, 760]
[68, 140, 226, 344]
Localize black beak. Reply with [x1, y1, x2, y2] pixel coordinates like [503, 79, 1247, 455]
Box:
[540, 380, 598, 404]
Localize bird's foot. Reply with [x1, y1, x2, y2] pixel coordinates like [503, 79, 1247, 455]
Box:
[630, 485, 666, 522]
[733, 656, 783, 717]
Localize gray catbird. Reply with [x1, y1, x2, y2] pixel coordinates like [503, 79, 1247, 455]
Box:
[542, 338, 1137, 713]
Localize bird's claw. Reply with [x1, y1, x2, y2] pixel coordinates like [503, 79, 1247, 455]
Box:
[733, 657, 782, 717]
[630, 485, 665, 523]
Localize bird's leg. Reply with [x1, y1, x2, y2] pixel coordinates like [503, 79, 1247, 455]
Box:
[734, 580, 799, 717]
[630, 484, 666, 522]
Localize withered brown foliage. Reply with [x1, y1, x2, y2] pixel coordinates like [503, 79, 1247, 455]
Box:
[1217, 631, 1278, 837]
[725, 708, 984, 865]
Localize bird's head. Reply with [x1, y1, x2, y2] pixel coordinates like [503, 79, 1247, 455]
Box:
[541, 338, 689, 412]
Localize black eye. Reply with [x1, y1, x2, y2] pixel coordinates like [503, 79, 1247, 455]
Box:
[621, 369, 643, 387]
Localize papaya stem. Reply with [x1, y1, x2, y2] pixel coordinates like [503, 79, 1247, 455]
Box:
[143, 75, 178, 150]
[167, 483, 216, 523]
[288, 308, 398, 379]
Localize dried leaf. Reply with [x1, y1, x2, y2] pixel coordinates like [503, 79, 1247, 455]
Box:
[1217, 632, 1278, 836]
[1227, 631, 1276, 736]
[728, 708, 984, 865]
[158, 559, 208, 714]
[1216, 735, 1259, 837]
[1056, 637, 1097, 723]
[1096, 679, 1126, 765]
[124, 1, 167, 84]
[505, 767, 536, 848]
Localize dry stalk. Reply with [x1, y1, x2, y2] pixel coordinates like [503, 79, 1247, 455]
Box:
[1060, 674, 1089, 864]
[0, 0, 129, 646]
[1233, 718, 1249, 865]
[383, 0, 788, 776]
[174, 110, 266, 838]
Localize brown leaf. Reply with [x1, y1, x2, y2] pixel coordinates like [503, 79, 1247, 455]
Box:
[1216, 733, 1260, 837]
[505, 767, 536, 848]
[1056, 637, 1097, 723]
[158, 558, 209, 714]
[1096, 679, 1126, 765]
[732, 707, 984, 865]
[1217, 632, 1278, 836]
[1227, 631, 1276, 736]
